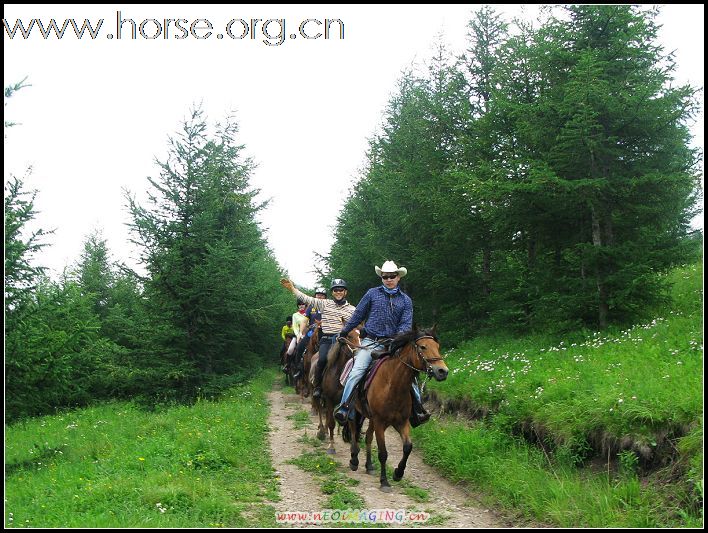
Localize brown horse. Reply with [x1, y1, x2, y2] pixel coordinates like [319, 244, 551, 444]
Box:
[309, 351, 321, 418]
[316, 328, 361, 453]
[281, 333, 296, 386]
[297, 324, 320, 402]
[347, 328, 448, 492]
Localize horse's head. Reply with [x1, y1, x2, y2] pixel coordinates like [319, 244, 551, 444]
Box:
[414, 332, 448, 381]
[348, 326, 362, 346]
[393, 328, 449, 381]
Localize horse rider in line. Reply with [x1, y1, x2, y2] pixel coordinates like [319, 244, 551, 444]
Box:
[280, 278, 356, 400]
[286, 300, 309, 369]
[279, 316, 295, 367]
[335, 260, 430, 427]
[292, 287, 326, 379]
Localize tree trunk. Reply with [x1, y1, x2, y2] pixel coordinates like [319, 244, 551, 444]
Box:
[482, 247, 491, 297]
[590, 203, 609, 328]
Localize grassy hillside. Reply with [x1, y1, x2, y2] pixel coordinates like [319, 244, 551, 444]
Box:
[5, 370, 280, 528]
[417, 261, 703, 527]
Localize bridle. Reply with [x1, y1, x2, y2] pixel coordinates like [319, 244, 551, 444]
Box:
[397, 335, 444, 375]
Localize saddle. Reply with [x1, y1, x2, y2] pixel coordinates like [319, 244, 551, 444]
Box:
[364, 357, 389, 391]
[339, 355, 390, 389]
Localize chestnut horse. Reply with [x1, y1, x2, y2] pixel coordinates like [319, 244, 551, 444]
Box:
[346, 328, 448, 492]
[315, 328, 361, 454]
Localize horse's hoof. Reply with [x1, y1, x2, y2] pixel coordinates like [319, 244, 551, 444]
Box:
[326, 448, 336, 455]
[366, 467, 376, 475]
[349, 461, 359, 471]
[379, 485, 392, 493]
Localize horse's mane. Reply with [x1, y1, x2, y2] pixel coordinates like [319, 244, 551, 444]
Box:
[388, 328, 438, 355]
[326, 340, 342, 366]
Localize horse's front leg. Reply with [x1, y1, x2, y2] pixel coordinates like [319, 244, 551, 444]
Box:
[310, 394, 318, 416]
[365, 420, 375, 474]
[316, 401, 326, 441]
[393, 422, 413, 482]
[374, 423, 391, 491]
[326, 405, 336, 454]
[348, 416, 360, 470]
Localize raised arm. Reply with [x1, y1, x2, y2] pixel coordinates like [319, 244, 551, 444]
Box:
[280, 279, 324, 310]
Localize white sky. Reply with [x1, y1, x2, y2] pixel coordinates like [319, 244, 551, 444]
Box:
[4, 4, 704, 288]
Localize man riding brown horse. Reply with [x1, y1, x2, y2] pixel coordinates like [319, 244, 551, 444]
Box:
[345, 327, 448, 491]
[335, 260, 430, 427]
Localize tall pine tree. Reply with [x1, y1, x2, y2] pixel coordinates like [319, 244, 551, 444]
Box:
[126, 107, 291, 399]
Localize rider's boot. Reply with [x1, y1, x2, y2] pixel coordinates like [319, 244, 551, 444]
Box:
[293, 355, 302, 379]
[335, 376, 357, 425]
[334, 401, 350, 425]
[312, 366, 324, 399]
[409, 389, 430, 428]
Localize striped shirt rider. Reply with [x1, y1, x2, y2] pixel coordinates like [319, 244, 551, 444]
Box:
[292, 288, 355, 335]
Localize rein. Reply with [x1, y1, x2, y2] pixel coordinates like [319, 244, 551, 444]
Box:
[396, 335, 444, 374]
[337, 328, 365, 354]
[338, 336, 362, 352]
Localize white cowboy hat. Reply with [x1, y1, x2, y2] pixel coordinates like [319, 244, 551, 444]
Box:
[374, 260, 407, 278]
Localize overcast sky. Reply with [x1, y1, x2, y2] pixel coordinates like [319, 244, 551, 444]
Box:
[4, 4, 704, 288]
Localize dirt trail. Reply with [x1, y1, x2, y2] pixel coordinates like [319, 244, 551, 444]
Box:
[267, 381, 506, 528]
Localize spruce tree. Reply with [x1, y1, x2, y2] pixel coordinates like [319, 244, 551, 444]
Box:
[127, 107, 291, 399]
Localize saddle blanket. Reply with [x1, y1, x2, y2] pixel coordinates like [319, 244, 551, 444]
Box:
[339, 356, 389, 389]
[340, 358, 354, 386]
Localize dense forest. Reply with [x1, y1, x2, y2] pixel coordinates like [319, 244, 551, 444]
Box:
[5, 107, 293, 420]
[326, 5, 701, 343]
[5, 5, 702, 421]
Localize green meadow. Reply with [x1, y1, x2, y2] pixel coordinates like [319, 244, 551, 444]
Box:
[417, 262, 703, 527]
[5, 370, 280, 528]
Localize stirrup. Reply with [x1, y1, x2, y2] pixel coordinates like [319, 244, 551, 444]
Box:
[312, 387, 322, 399]
[410, 410, 430, 428]
[334, 404, 348, 425]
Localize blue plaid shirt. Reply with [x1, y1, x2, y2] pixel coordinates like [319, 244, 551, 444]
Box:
[341, 285, 413, 338]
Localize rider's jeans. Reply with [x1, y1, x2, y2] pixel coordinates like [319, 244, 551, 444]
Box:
[339, 338, 382, 406]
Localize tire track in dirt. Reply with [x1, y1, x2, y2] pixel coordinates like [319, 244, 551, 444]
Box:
[267, 381, 505, 528]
